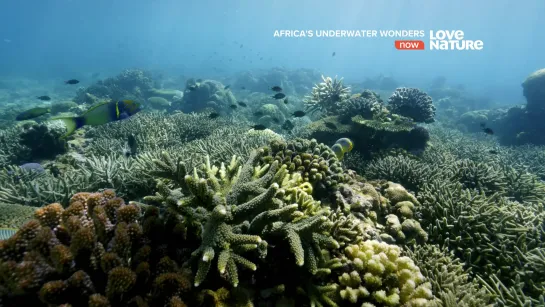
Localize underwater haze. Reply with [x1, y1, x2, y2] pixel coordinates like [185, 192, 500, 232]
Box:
[1, 0, 544, 103]
[3, 1, 545, 306]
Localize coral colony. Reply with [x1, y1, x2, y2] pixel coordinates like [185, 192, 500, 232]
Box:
[1, 68, 545, 306]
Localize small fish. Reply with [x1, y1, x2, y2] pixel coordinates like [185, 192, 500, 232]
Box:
[65, 79, 79, 84]
[292, 110, 306, 117]
[272, 93, 286, 99]
[272, 117, 280, 123]
[50, 100, 141, 138]
[483, 127, 494, 135]
[16, 107, 51, 121]
[260, 57, 263, 60]
[240, 44, 243, 48]
[283, 98, 289, 104]
[271, 86, 283, 92]
[251, 124, 267, 130]
[237, 101, 247, 107]
[332, 52, 336, 57]
[224, 85, 231, 90]
[241, 86, 246, 90]
[0, 228, 18, 240]
[196, 79, 203, 82]
[489, 149, 498, 154]
[282, 120, 294, 131]
[127, 133, 137, 157]
[253, 111, 264, 117]
[325, 122, 337, 130]
[230, 104, 238, 109]
[37, 95, 51, 101]
[331, 137, 354, 160]
[209, 112, 220, 119]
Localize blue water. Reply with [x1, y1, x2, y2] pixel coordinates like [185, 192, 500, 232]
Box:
[0, 0, 543, 104]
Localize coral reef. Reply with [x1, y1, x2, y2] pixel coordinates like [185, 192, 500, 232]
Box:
[336, 90, 386, 123]
[0, 190, 193, 306]
[18, 122, 67, 161]
[180, 79, 236, 113]
[305, 113, 429, 161]
[231, 68, 321, 95]
[73, 69, 154, 104]
[0, 203, 36, 228]
[141, 139, 436, 306]
[304, 75, 351, 115]
[406, 244, 492, 306]
[387, 88, 436, 123]
[522, 68, 545, 113]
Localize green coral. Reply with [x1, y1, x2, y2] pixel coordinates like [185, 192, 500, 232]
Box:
[417, 180, 545, 299]
[145, 148, 340, 287]
[406, 244, 492, 307]
[0, 203, 36, 228]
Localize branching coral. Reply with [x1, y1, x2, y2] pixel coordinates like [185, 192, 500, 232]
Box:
[337, 90, 386, 122]
[449, 159, 507, 196]
[406, 244, 492, 307]
[144, 149, 340, 287]
[0, 203, 36, 228]
[417, 180, 545, 300]
[387, 88, 436, 123]
[304, 75, 351, 115]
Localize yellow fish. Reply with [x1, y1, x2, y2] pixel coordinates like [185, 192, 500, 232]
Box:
[50, 100, 141, 138]
[331, 137, 354, 160]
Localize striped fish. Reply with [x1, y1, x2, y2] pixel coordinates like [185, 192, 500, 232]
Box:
[0, 228, 18, 240]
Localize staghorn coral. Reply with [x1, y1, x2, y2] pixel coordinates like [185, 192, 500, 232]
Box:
[0, 152, 155, 207]
[141, 139, 436, 305]
[144, 149, 340, 288]
[304, 75, 351, 115]
[84, 112, 241, 157]
[417, 179, 545, 300]
[387, 88, 436, 123]
[449, 159, 507, 196]
[0, 190, 193, 306]
[406, 244, 492, 307]
[0, 203, 36, 228]
[0, 126, 30, 166]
